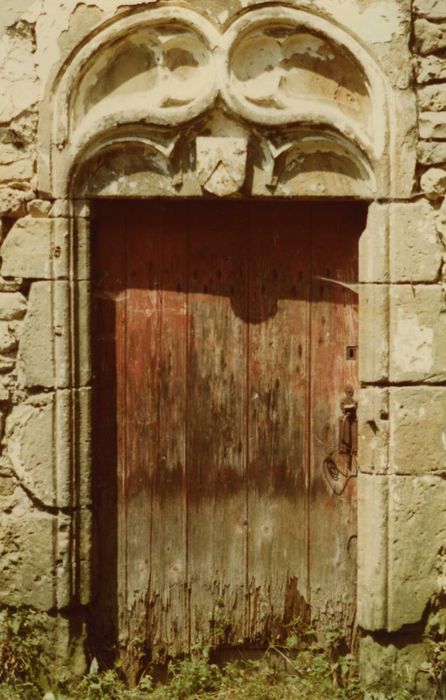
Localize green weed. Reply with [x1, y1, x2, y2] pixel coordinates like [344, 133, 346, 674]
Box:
[0, 609, 439, 699]
[419, 591, 446, 699]
[0, 604, 50, 698]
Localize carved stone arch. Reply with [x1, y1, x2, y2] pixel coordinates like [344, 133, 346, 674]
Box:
[221, 7, 390, 189]
[40, 7, 221, 198]
[39, 3, 393, 200]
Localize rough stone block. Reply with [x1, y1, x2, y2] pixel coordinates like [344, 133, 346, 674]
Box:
[0, 471, 18, 513]
[359, 285, 389, 383]
[359, 203, 389, 283]
[421, 167, 446, 198]
[0, 357, 15, 374]
[389, 386, 446, 474]
[438, 197, 446, 237]
[420, 112, 446, 139]
[5, 390, 91, 509]
[385, 91, 418, 200]
[414, 18, 446, 54]
[358, 388, 389, 474]
[389, 285, 446, 382]
[0, 22, 39, 124]
[0, 277, 22, 292]
[359, 472, 446, 633]
[388, 474, 446, 630]
[360, 635, 428, 694]
[18, 279, 91, 390]
[415, 0, 446, 19]
[389, 200, 443, 281]
[418, 84, 446, 111]
[6, 396, 56, 507]
[416, 55, 446, 83]
[0, 186, 33, 218]
[0, 157, 33, 184]
[418, 140, 446, 165]
[27, 199, 52, 218]
[357, 474, 388, 630]
[0, 321, 18, 353]
[0, 292, 26, 320]
[0, 508, 64, 611]
[17, 281, 69, 389]
[0, 386, 10, 402]
[1, 217, 69, 279]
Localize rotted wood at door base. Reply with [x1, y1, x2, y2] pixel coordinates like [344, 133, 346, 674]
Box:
[92, 200, 362, 665]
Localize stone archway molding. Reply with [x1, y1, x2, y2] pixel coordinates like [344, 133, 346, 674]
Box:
[39, 4, 392, 200]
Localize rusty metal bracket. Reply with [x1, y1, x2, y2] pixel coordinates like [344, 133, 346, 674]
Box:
[322, 386, 358, 496]
[339, 385, 358, 458]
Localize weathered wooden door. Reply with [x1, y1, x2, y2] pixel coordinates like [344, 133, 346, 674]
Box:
[92, 200, 363, 665]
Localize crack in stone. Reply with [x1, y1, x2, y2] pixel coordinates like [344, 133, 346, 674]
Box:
[363, 378, 446, 386]
[0, 464, 82, 516]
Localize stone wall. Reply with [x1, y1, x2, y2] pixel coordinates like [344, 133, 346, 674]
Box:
[357, 1, 446, 690]
[0, 0, 445, 690]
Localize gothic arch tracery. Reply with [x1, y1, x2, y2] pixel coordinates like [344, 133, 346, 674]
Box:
[41, 5, 390, 199]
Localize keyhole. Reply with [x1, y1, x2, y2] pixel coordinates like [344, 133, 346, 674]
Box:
[346, 346, 357, 361]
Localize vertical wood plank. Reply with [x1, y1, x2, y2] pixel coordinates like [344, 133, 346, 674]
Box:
[309, 202, 362, 640]
[122, 201, 160, 669]
[247, 201, 311, 642]
[147, 202, 189, 661]
[187, 201, 248, 648]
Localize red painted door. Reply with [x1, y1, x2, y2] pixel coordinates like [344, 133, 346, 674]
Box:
[92, 200, 363, 667]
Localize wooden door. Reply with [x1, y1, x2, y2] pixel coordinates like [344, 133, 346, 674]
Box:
[92, 200, 364, 667]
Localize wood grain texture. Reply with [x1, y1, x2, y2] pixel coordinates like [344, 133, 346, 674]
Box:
[187, 202, 248, 650]
[147, 203, 189, 662]
[309, 203, 361, 641]
[92, 199, 363, 669]
[247, 202, 310, 642]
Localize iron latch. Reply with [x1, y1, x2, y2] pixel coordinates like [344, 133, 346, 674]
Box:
[339, 386, 358, 458]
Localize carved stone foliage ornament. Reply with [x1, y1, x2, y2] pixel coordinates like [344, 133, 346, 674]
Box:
[46, 5, 389, 198]
[196, 137, 248, 197]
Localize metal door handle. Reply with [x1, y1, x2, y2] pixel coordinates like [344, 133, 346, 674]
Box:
[339, 386, 358, 457]
[322, 386, 359, 495]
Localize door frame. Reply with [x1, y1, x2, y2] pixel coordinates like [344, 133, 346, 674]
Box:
[35, 1, 417, 648]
